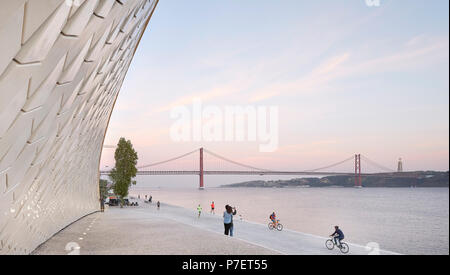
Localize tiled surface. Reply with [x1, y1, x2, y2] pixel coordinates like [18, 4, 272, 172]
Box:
[32, 204, 280, 255]
[0, 0, 158, 254]
[32, 201, 399, 255]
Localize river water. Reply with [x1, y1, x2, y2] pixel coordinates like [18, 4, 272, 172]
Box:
[129, 186, 449, 255]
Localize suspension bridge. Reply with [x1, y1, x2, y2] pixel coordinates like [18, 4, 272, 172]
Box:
[100, 148, 407, 189]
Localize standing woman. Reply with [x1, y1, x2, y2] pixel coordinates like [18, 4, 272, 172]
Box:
[223, 205, 236, 236]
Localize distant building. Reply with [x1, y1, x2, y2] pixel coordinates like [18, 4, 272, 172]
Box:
[397, 158, 404, 172]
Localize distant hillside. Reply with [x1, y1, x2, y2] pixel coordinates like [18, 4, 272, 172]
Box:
[221, 171, 449, 188]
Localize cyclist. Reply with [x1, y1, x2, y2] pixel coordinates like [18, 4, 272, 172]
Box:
[269, 212, 277, 226]
[330, 226, 345, 248]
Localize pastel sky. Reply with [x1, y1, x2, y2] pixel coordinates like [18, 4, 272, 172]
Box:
[101, 0, 449, 178]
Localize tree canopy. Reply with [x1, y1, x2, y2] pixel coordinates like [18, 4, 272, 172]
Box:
[109, 138, 138, 205]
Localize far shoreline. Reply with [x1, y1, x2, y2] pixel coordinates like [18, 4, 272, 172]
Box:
[219, 171, 449, 188]
[219, 186, 450, 188]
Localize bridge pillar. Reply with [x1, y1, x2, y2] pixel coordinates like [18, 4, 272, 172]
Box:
[355, 154, 361, 187]
[359, 154, 362, 187]
[199, 148, 204, 189]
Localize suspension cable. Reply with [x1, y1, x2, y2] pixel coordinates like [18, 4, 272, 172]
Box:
[203, 149, 273, 172]
[303, 155, 355, 172]
[137, 149, 199, 169]
[360, 155, 395, 172]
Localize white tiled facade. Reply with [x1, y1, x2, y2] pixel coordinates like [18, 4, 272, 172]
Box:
[0, 0, 158, 254]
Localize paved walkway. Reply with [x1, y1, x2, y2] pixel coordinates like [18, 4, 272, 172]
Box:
[33, 201, 400, 255]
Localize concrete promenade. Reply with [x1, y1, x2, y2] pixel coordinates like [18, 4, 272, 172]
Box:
[33, 201, 400, 255]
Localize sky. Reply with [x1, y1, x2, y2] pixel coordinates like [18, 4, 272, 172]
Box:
[101, 0, 449, 186]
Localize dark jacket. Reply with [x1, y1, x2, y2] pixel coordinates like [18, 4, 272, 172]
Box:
[333, 229, 344, 239]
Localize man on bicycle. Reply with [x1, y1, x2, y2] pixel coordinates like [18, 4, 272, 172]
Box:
[330, 226, 345, 248]
[270, 212, 277, 225]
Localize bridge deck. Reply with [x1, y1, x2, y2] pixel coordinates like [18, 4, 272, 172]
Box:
[32, 201, 400, 255]
[101, 170, 410, 177]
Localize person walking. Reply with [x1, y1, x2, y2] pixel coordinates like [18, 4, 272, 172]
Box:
[157, 201, 160, 210]
[210, 201, 215, 214]
[100, 198, 105, 213]
[223, 205, 237, 236]
[197, 204, 202, 218]
[149, 195, 152, 203]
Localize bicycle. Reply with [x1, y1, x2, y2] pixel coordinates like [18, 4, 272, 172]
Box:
[268, 220, 283, 231]
[325, 238, 349, 254]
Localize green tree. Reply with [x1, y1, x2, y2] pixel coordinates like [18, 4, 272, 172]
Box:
[109, 138, 138, 207]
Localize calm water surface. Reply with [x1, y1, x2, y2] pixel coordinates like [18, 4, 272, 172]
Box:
[130, 186, 449, 255]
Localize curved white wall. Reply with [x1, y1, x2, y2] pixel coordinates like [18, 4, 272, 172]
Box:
[0, 0, 158, 254]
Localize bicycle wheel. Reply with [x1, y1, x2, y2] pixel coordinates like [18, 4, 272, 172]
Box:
[325, 239, 335, 250]
[268, 223, 274, 230]
[277, 223, 283, 231]
[339, 243, 349, 254]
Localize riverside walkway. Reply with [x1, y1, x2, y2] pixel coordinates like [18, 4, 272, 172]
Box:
[33, 201, 399, 255]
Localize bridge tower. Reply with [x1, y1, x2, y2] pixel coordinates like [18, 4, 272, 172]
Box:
[199, 148, 204, 189]
[397, 158, 403, 172]
[355, 154, 362, 187]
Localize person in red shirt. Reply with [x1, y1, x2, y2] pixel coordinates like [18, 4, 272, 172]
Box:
[210, 201, 215, 214]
